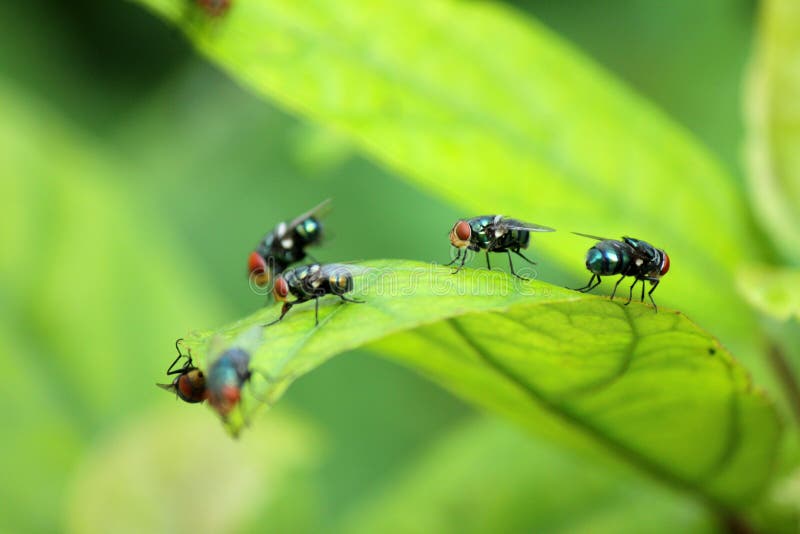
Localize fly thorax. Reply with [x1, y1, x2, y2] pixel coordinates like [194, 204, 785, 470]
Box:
[275, 221, 288, 237]
[298, 218, 320, 241]
[585, 247, 608, 274]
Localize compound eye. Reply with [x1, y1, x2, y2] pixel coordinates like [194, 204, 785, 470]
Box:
[450, 220, 471, 247]
[455, 221, 471, 241]
[660, 253, 670, 276]
[177, 370, 207, 403]
[248, 251, 266, 274]
[248, 252, 271, 286]
[273, 277, 290, 301]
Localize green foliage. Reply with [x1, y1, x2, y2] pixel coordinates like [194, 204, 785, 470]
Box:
[747, 0, 800, 264]
[0, 83, 319, 533]
[131, 0, 794, 520]
[67, 410, 321, 533]
[738, 265, 800, 322]
[182, 260, 780, 507]
[135, 0, 760, 363]
[342, 418, 714, 534]
[4, 0, 798, 531]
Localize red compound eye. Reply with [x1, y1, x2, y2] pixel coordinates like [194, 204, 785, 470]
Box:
[455, 221, 471, 241]
[660, 253, 670, 276]
[273, 277, 289, 301]
[450, 220, 471, 247]
[177, 370, 207, 403]
[248, 252, 272, 286]
[248, 252, 266, 275]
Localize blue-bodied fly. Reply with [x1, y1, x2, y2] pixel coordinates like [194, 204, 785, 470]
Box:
[248, 199, 331, 287]
[573, 233, 670, 311]
[448, 215, 555, 279]
[157, 328, 264, 421]
[267, 263, 366, 327]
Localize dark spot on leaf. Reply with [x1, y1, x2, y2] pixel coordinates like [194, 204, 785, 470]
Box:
[708, 347, 716, 355]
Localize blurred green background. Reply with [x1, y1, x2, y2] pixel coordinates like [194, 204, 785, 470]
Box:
[0, 0, 772, 532]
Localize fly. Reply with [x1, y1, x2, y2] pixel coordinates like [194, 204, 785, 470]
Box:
[156, 339, 208, 404]
[448, 215, 554, 279]
[267, 263, 365, 326]
[248, 199, 331, 287]
[573, 233, 670, 311]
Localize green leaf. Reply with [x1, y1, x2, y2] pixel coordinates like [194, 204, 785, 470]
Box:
[746, 0, 800, 264]
[134, 0, 760, 359]
[0, 83, 228, 530]
[341, 418, 715, 533]
[183, 260, 780, 508]
[738, 265, 800, 322]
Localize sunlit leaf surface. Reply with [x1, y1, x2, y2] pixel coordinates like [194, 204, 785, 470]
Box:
[135, 0, 760, 360]
[183, 260, 780, 507]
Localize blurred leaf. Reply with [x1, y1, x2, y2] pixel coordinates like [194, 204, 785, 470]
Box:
[0, 82, 231, 530]
[134, 0, 761, 362]
[760, 466, 800, 532]
[737, 265, 800, 322]
[66, 409, 321, 534]
[747, 0, 800, 264]
[114, 65, 474, 524]
[0, 324, 84, 532]
[341, 418, 714, 534]
[183, 261, 780, 508]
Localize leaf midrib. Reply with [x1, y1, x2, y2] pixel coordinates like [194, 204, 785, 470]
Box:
[444, 313, 744, 511]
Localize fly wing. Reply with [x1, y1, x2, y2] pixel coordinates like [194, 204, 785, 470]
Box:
[286, 198, 332, 229]
[501, 218, 556, 232]
[320, 262, 374, 277]
[230, 326, 265, 356]
[155, 382, 177, 394]
[205, 334, 228, 364]
[572, 231, 613, 241]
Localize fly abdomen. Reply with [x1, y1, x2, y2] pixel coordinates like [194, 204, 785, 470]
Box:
[491, 229, 530, 251]
[320, 265, 354, 295]
[585, 240, 631, 276]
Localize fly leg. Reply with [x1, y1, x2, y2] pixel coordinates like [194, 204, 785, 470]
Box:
[513, 249, 537, 265]
[445, 248, 462, 267]
[265, 301, 294, 326]
[485, 251, 492, 270]
[166, 339, 189, 375]
[647, 279, 660, 313]
[506, 251, 528, 280]
[624, 279, 639, 305]
[314, 296, 320, 326]
[609, 275, 625, 300]
[573, 274, 600, 292]
[451, 249, 468, 274]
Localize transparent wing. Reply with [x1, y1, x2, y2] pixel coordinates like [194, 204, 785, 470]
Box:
[501, 218, 556, 232]
[204, 335, 228, 365]
[572, 231, 614, 241]
[286, 198, 332, 228]
[231, 326, 265, 354]
[319, 262, 375, 277]
[203, 328, 264, 365]
[155, 382, 177, 394]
